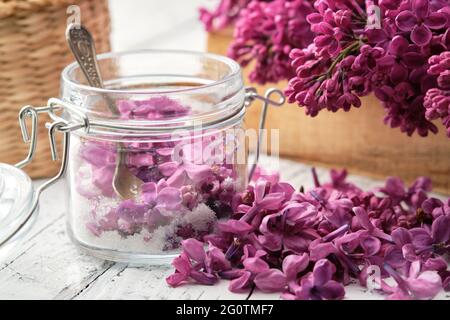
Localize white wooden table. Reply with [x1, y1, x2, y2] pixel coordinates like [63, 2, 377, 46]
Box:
[1, 0, 448, 300]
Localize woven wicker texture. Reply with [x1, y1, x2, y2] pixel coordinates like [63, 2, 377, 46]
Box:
[0, 0, 110, 178]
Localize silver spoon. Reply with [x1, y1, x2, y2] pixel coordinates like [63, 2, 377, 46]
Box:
[66, 23, 143, 199]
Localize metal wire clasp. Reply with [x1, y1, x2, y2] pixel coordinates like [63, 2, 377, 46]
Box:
[2, 103, 80, 249]
[244, 87, 286, 181]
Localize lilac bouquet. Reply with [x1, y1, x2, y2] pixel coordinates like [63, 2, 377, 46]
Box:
[200, 0, 450, 137]
[167, 168, 450, 300]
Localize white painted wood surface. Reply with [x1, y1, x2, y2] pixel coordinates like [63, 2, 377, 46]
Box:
[0, 1, 448, 300]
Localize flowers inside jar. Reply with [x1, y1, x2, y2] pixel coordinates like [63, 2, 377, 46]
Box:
[69, 96, 246, 254]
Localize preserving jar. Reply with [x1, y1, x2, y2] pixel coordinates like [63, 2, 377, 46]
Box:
[0, 50, 284, 264]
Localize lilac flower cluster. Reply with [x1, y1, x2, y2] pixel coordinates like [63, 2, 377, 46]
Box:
[199, 0, 255, 31]
[228, 0, 315, 84]
[203, 0, 450, 137]
[424, 51, 450, 137]
[76, 97, 240, 250]
[167, 168, 450, 300]
[286, 0, 450, 137]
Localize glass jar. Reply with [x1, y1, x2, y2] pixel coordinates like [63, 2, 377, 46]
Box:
[0, 50, 284, 264]
[61, 50, 249, 263]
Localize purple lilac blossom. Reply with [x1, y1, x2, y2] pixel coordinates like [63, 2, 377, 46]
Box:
[206, 0, 450, 137]
[167, 167, 450, 300]
[77, 96, 241, 250]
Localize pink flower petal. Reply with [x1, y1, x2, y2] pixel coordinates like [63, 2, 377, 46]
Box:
[282, 253, 309, 281]
[156, 187, 182, 209]
[158, 161, 178, 176]
[182, 239, 206, 262]
[411, 24, 432, 46]
[229, 271, 252, 293]
[395, 11, 417, 31]
[425, 12, 448, 29]
[412, 0, 429, 19]
[406, 271, 442, 299]
[254, 269, 287, 292]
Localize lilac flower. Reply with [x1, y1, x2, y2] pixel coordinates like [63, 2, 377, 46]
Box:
[409, 215, 450, 257]
[395, 0, 448, 46]
[259, 202, 319, 253]
[352, 207, 393, 242]
[382, 260, 443, 299]
[199, 0, 252, 31]
[283, 259, 345, 300]
[166, 252, 218, 287]
[167, 167, 449, 300]
[228, 0, 314, 84]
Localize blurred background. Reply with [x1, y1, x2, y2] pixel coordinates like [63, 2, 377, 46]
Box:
[109, 0, 211, 52]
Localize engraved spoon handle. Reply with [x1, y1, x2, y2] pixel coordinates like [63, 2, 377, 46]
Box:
[65, 23, 118, 115]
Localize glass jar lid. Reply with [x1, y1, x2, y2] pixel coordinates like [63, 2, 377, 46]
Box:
[0, 163, 35, 257]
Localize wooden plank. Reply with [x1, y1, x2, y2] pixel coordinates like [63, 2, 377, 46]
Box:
[0, 216, 113, 299]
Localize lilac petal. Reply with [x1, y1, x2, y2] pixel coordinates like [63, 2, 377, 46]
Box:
[411, 24, 432, 46]
[406, 271, 442, 299]
[156, 147, 173, 156]
[412, 0, 429, 19]
[166, 272, 188, 287]
[316, 280, 345, 300]
[229, 271, 253, 293]
[312, 259, 335, 287]
[205, 244, 231, 273]
[384, 246, 405, 268]
[284, 234, 314, 253]
[158, 161, 178, 176]
[219, 269, 245, 280]
[282, 253, 309, 281]
[425, 12, 448, 29]
[243, 257, 270, 274]
[309, 241, 336, 261]
[166, 168, 187, 187]
[190, 270, 218, 285]
[258, 192, 286, 210]
[254, 269, 287, 292]
[141, 182, 157, 204]
[259, 233, 283, 252]
[182, 239, 206, 262]
[254, 179, 268, 203]
[171, 253, 192, 275]
[382, 176, 405, 198]
[360, 235, 381, 256]
[353, 207, 374, 232]
[391, 227, 412, 246]
[431, 215, 450, 244]
[219, 220, 252, 236]
[395, 12, 417, 32]
[127, 153, 154, 167]
[410, 228, 433, 249]
[156, 187, 182, 209]
[283, 203, 317, 225]
[423, 257, 448, 272]
[184, 164, 212, 183]
[402, 244, 418, 262]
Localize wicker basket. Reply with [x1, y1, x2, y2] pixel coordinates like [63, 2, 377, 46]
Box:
[0, 0, 110, 178]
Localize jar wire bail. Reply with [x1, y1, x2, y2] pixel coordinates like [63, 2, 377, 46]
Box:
[1, 106, 73, 249]
[244, 87, 285, 181]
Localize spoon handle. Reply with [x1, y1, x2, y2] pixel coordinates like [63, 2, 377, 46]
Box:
[66, 24, 104, 87]
[65, 23, 118, 115]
